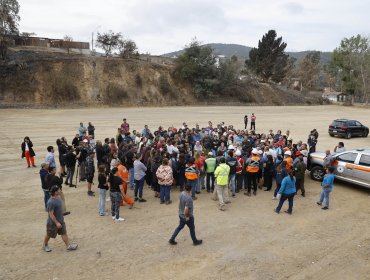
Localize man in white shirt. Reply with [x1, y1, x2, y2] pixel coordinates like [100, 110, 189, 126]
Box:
[334, 142, 346, 153]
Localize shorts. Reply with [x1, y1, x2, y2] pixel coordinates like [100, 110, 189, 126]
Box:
[47, 222, 67, 238]
[87, 175, 94, 183]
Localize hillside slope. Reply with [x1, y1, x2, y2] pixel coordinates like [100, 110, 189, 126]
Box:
[0, 48, 322, 108]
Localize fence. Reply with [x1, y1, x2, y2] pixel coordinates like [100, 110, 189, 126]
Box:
[11, 36, 90, 50]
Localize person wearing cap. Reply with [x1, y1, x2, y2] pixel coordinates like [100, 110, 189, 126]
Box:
[39, 162, 50, 210]
[204, 152, 216, 192]
[294, 156, 306, 197]
[42, 185, 78, 252]
[214, 157, 231, 210]
[169, 184, 202, 246]
[85, 151, 95, 196]
[284, 150, 293, 171]
[274, 169, 296, 214]
[244, 149, 260, 196]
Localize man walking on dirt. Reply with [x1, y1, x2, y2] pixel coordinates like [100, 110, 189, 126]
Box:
[42, 186, 78, 252]
[169, 184, 202, 246]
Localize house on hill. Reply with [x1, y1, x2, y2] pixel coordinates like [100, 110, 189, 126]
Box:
[322, 87, 347, 102]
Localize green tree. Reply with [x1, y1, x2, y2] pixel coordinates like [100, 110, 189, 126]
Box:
[118, 39, 138, 59]
[0, 0, 20, 60]
[96, 30, 122, 56]
[63, 35, 73, 54]
[216, 56, 241, 95]
[246, 30, 289, 83]
[174, 39, 217, 97]
[299, 51, 321, 89]
[330, 35, 370, 103]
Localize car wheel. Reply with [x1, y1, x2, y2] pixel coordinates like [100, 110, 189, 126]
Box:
[346, 132, 352, 139]
[329, 133, 334, 137]
[363, 131, 369, 137]
[310, 166, 324, 181]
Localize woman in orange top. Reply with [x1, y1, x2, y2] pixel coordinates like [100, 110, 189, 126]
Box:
[117, 162, 134, 208]
[284, 151, 293, 171]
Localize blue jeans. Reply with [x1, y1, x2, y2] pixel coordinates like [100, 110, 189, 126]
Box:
[110, 192, 122, 219]
[196, 178, 201, 192]
[275, 193, 295, 213]
[206, 172, 215, 191]
[170, 216, 197, 243]
[134, 177, 145, 199]
[43, 190, 50, 209]
[229, 174, 236, 194]
[319, 190, 331, 208]
[99, 188, 106, 215]
[129, 168, 135, 189]
[188, 180, 197, 198]
[160, 185, 171, 202]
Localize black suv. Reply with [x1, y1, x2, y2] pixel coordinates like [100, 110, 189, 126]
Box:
[328, 119, 369, 139]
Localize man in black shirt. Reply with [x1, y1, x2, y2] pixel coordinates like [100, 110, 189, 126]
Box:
[64, 146, 76, 187]
[125, 145, 135, 190]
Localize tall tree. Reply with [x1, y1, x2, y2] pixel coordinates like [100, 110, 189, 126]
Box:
[63, 35, 73, 54]
[330, 35, 370, 104]
[96, 30, 122, 56]
[0, 0, 20, 60]
[299, 51, 321, 89]
[246, 30, 289, 83]
[174, 39, 217, 97]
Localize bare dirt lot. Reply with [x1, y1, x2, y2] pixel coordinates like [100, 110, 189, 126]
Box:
[0, 105, 369, 280]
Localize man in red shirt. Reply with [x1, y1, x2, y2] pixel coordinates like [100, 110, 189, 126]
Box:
[120, 118, 129, 135]
[250, 113, 256, 131]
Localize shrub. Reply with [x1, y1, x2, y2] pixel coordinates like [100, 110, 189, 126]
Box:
[104, 83, 128, 104]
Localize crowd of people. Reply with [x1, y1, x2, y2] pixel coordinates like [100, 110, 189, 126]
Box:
[21, 117, 340, 251]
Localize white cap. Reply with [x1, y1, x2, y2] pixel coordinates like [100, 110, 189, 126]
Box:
[83, 139, 88, 143]
[252, 148, 258, 154]
[228, 144, 235, 150]
[284, 151, 292, 156]
[235, 150, 241, 156]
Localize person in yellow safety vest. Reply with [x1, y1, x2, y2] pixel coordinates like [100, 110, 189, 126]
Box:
[244, 148, 260, 196]
[213, 157, 231, 211]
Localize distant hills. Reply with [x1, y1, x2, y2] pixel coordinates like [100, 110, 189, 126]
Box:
[162, 43, 332, 64]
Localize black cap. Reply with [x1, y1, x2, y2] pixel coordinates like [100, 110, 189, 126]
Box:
[50, 185, 60, 194]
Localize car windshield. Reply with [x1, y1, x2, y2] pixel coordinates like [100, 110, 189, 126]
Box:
[332, 121, 345, 126]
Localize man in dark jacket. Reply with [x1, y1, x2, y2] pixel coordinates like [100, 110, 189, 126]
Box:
[64, 146, 76, 187]
[85, 151, 95, 196]
[45, 166, 70, 216]
[40, 162, 50, 210]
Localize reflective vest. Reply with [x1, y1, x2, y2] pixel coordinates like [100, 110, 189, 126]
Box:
[185, 165, 199, 180]
[205, 157, 216, 173]
[214, 164, 230, 186]
[246, 156, 260, 173]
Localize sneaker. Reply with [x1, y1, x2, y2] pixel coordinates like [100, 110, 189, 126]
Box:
[301, 193, 305, 197]
[42, 244, 52, 252]
[253, 191, 256, 196]
[232, 193, 235, 197]
[193, 240, 203, 246]
[99, 213, 105, 216]
[169, 239, 177, 245]
[63, 211, 71, 216]
[139, 198, 147, 202]
[316, 202, 322, 206]
[272, 196, 277, 200]
[166, 200, 172, 205]
[33, 165, 37, 168]
[201, 187, 205, 190]
[67, 243, 78, 251]
[69, 184, 76, 188]
[322, 206, 329, 210]
[106, 197, 110, 202]
[112, 216, 116, 220]
[64, 181, 69, 185]
[115, 217, 125, 222]
[192, 196, 197, 200]
[195, 191, 201, 194]
[160, 200, 165, 204]
[134, 197, 139, 201]
[284, 210, 292, 215]
[274, 209, 280, 214]
[87, 191, 95, 197]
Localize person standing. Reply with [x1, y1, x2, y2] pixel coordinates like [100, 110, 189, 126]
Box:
[87, 122, 95, 139]
[125, 145, 135, 190]
[226, 151, 237, 197]
[214, 157, 231, 211]
[294, 156, 306, 197]
[42, 186, 78, 252]
[85, 151, 95, 196]
[134, 153, 147, 202]
[185, 157, 199, 200]
[244, 115, 248, 130]
[78, 122, 87, 138]
[274, 169, 296, 214]
[98, 165, 109, 216]
[56, 138, 67, 177]
[156, 158, 174, 205]
[204, 152, 216, 193]
[120, 118, 130, 135]
[39, 162, 50, 211]
[45, 167, 70, 216]
[250, 113, 256, 131]
[45, 146, 56, 169]
[21, 136, 36, 168]
[64, 146, 76, 187]
[244, 149, 260, 196]
[109, 167, 125, 222]
[169, 184, 202, 246]
[235, 150, 244, 193]
[317, 167, 335, 210]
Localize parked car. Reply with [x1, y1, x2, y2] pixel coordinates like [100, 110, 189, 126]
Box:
[308, 148, 370, 188]
[328, 119, 369, 139]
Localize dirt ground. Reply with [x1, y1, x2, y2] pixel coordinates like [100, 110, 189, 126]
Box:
[0, 105, 369, 280]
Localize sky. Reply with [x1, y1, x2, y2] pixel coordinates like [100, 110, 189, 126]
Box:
[18, 0, 370, 55]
